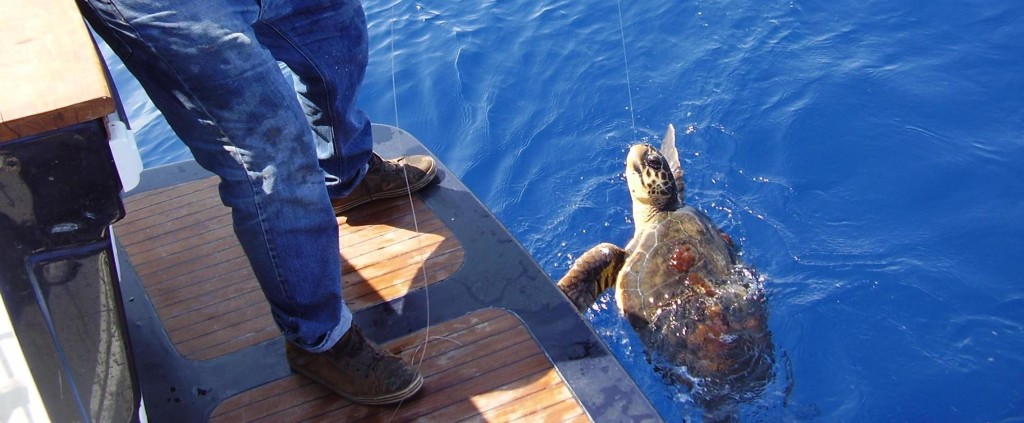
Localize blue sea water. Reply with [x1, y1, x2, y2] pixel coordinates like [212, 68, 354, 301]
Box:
[103, 0, 1024, 421]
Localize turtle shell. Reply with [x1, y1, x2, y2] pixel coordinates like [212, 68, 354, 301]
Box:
[617, 206, 736, 322]
[616, 205, 773, 401]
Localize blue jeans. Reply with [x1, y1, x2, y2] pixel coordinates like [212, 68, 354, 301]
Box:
[78, 0, 373, 352]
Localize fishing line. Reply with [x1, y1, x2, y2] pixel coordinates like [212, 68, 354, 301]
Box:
[387, 1, 432, 419]
[616, 0, 638, 143]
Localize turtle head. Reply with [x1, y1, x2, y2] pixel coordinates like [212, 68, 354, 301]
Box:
[626, 125, 684, 220]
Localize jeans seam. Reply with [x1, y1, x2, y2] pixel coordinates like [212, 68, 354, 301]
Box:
[253, 0, 265, 22]
[261, 21, 340, 166]
[84, 1, 136, 61]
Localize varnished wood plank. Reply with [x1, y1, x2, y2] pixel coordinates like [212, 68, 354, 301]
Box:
[129, 230, 238, 272]
[245, 385, 333, 423]
[176, 313, 275, 358]
[117, 195, 228, 244]
[412, 328, 533, 384]
[277, 323, 537, 422]
[415, 340, 543, 397]
[209, 309, 590, 423]
[337, 352, 550, 423]
[117, 179, 222, 225]
[340, 218, 448, 263]
[115, 176, 464, 360]
[344, 253, 465, 309]
[162, 290, 268, 332]
[465, 378, 578, 422]
[338, 200, 441, 245]
[342, 220, 448, 264]
[156, 283, 259, 320]
[388, 310, 520, 364]
[143, 254, 251, 299]
[127, 227, 237, 290]
[236, 386, 340, 423]
[516, 400, 587, 423]
[119, 216, 234, 260]
[0, 0, 114, 142]
[136, 241, 247, 286]
[145, 263, 253, 308]
[335, 194, 412, 223]
[120, 180, 221, 222]
[384, 308, 507, 351]
[157, 282, 265, 325]
[348, 325, 548, 422]
[344, 245, 464, 294]
[120, 184, 186, 211]
[214, 376, 313, 418]
[117, 206, 233, 249]
[564, 412, 593, 423]
[121, 177, 221, 214]
[342, 247, 463, 292]
[166, 290, 267, 341]
[150, 267, 255, 311]
[118, 192, 225, 241]
[342, 247, 464, 299]
[338, 205, 432, 241]
[191, 324, 281, 361]
[350, 235, 463, 272]
[440, 370, 563, 422]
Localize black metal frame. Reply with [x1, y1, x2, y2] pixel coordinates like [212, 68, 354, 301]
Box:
[0, 120, 141, 423]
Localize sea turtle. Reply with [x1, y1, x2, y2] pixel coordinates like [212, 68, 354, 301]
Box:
[557, 124, 774, 417]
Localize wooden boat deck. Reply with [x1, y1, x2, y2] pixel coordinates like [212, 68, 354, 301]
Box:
[210, 308, 588, 422]
[111, 125, 660, 422]
[116, 175, 585, 421]
[116, 176, 464, 360]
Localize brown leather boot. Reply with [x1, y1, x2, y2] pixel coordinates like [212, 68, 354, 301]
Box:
[285, 325, 423, 405]
[332, 153, 437, 214]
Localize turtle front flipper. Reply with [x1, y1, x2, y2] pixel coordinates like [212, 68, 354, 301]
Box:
[557, 243, 627, 312]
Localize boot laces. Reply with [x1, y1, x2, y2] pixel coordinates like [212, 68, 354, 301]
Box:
[371, 154, 404, 175]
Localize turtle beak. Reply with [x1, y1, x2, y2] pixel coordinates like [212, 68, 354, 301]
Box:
[626, 144, 642, 163]
[625, 145, 643, 175]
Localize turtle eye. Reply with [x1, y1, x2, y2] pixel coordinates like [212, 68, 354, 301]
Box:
[645, 154, 663, 170]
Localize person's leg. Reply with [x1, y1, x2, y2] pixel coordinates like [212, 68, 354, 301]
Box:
[76, 0, 350, 352]
[245, 1, 430, 402]
[253, 0, 437, 212]
[253, 0, 372, 197]
[78, 0, 423, 403]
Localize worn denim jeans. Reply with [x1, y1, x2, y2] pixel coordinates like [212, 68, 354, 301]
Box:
[78, 0, 374, 352]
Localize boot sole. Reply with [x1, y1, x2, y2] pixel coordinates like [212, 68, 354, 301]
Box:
[333, 162, 438, 215]
[290, 363, 425, 406]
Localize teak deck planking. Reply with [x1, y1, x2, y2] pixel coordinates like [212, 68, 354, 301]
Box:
[116, 175, 590, 421]
[115, 176, 465, 360]
[209, 308, 590, 422]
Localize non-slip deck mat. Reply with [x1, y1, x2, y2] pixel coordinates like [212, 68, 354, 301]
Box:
[209, 308, 591, 422]
[115, 176, 464, 361]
